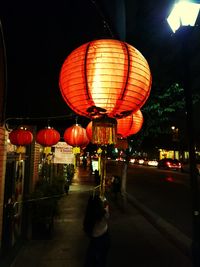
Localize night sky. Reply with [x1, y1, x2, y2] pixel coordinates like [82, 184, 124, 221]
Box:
[1, 0, 200, 131]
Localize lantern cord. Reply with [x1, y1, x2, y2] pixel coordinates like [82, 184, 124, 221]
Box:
[47, 119, 50, 128]
[75, 116, 78, 125]
[90, 0, 115, 38]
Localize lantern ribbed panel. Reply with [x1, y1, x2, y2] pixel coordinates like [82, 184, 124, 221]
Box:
[117, 110, 143, 138]
[80, 138, 90, 149]
[128, 110, 143, 135]
[9, 129, 33, 146]
[117, 116, 133, 137]
[59, 39, 152, 118]
[64, 124, 89, 147]
[86, 121, 93, 141]
[36, 128, 60, 147]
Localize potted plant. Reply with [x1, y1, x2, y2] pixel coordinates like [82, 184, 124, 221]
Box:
[30, 175, 65, 239]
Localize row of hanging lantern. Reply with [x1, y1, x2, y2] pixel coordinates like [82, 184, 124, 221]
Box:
[8, 109, 143, 151]
[59, 39, 152, 197]
[8, 125, 90, 156]
[9, 39, 151, 151]
[9, 39, 152, 197]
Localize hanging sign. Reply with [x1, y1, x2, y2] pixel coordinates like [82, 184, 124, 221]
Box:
[53, 142, 74, 164]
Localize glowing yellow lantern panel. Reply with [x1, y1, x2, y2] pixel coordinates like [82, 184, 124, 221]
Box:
[92, 117, 117, 145]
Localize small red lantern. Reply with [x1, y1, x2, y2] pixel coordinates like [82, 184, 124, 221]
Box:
[64, 124, 89, 148]
[36, 127, 60, 147]
[9, 127, 33, 146]
[117, 110, 143, 137]
[59, 39, 152, 119]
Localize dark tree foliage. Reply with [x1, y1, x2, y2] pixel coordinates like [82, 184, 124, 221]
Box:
[142, 83, 185, 136]
[129, 83, 200, 149]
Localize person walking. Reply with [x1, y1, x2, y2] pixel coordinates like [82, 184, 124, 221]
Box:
[111, 175, 121, 201]
[64, 179, 70, 195]
[83, 194, 110, 267]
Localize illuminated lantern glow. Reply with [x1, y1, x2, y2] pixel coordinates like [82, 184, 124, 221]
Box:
[86, 121, 92, 141]
[117, 110, 143, 137]
[92, 117, 117, 145]
[80, 135, 90, 149]
[117, 116, 133, 137]
[127, 110, 143, 136]
[64, 124, 89, 148]
[36, 127, 60, 147]
[59, 39, 152, 119]
[9, 128, 33, 146]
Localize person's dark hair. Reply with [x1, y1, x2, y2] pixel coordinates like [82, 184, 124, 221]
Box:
[92, 195, 105, 220]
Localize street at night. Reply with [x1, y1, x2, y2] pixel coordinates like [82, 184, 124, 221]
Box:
[8, 165, 193, 267]
[107, 160, 195, 238]
[1, 0, 200, 266]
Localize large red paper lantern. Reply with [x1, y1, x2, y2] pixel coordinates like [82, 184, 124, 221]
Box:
[9, 127, 33, 146]
[64, 124, 89, 148]
[59, 39, 152, 119]
[117, 110, 143, 137]
[36, 127, 60, 147]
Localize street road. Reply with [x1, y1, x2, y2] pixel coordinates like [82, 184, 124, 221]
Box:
[106, 160, 197, 239]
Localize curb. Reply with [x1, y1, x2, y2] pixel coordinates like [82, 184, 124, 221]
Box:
[126, 192, 192, 258]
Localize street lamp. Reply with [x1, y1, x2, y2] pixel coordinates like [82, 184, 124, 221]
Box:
[171, 126, 179, 159]
[167, 1, 200, 266]
[167, 1, 200, 33]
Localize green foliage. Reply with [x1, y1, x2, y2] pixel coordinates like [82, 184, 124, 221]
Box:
[127, 83, 200, 151]
[30, 174, 66, 222]
[141, 83, 200, 137]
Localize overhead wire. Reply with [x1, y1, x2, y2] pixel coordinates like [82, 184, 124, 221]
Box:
[90, 0, 115, 38]
[4, 113, 77, 131]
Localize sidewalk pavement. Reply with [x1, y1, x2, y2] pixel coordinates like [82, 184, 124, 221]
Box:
[10, 167, 193, 267]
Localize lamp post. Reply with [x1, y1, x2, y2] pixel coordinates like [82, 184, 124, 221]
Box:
[167, 1, 200, 265]
[171, 126, 179, 159]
